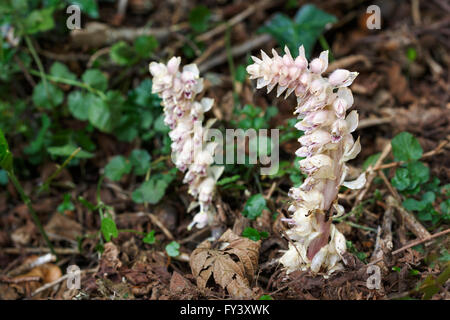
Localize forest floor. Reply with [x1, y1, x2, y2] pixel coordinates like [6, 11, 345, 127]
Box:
[0, 0, 449, 300]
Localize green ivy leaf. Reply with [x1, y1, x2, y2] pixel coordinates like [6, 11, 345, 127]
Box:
[143, 230, 155, 245]
[87, 96, 113, 132]
[391, 168, 411, 191]
[391, 132, 423, 162]
[407, 161, 430, 186]
[32, 82, 64, 109]
[101, 217, 118, 242]
[242, 194, 268, 220]
[23, 7, 55, 34]
[259, 295, 274, 300]
[81, 69, 108, 91]
[259, 4, 337, 58]
[165, 241, 180, 257]
[129, 149, 151, 176]
[50, 62, 76, 81]
[134, 35, 158, 58]
[131, 173, 174, 204]
[104, 155, 132, 181]
[189, 5, 211, 33]
[68, 91, 94, 121]
[57, 193, 75, 213]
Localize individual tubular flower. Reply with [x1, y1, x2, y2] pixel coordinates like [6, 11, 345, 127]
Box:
[247, 46, 365, 275]
[149, 57, 223, 229]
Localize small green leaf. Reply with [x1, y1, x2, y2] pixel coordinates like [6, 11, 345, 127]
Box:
[68, 91, 97, 121]
[259, 294, 273, 300]
[23, 7, 55, 34]
[110, 41, 137, 66]
[131, 174, 173, 204]
[69, 0, 99, 18]
[50, 62, 76, 81]
[143, 230, 155, 244]
[217, 175, 241, 186]
[32, 82, 64, 108]
[189, 5, 211, 33]
[57, 193, 75, 213]
[134, 35, 158, 58]
[406, 47, 417, 62]
[391, 168, 411, 191]
[391, 132, 423, 162]
[87, 96, 113, 132]
[242, 194, 267, 220]
[104, 156, 132, 181]
[165, 241, 180, 257]
[101, 217, 118, 242]
[129, 149, 151, 176]
[82, 69, 108, 91]
[242, 227, 268, 241]
[407, 161, 429, 186]
[259, 4, 337, 58]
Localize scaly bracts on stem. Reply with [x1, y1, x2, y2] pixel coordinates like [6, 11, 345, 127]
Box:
[149, 57, 223, 229]
[247, 46, 365, 274]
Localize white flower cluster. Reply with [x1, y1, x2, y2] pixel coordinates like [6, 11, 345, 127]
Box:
[247, 46, 365, 274]
[149, 57, 223, 229]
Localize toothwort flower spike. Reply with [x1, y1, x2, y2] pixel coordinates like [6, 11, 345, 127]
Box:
[149, 57, 223, 230]
[247, 46, 365, 275]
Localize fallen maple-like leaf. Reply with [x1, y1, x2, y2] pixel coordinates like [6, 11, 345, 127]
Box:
[190, 229, 260, 299]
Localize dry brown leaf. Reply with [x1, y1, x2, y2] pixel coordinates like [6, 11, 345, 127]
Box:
[190, 229, 260, 299]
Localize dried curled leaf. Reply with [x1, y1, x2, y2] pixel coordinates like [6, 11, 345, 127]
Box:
[190, 229, 260, 299]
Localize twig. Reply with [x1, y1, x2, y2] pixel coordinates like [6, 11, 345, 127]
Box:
[198, 34, 272, 73]
[71, 22, 189, 48]
[369, 228, 450, 265]
[387, 196, 431, 239]
[370, 206, 393, 263]
[179, 227, 211, 244]
[357, 117, 392, 130]
[146, 212, 174, 241]
[379, 170, 401, 201]
[87, 47, 111, 68]
[327, 54, 372, 72]
[0, 276, 41, 284]
[354, 142, 391, 206]
[31, 268, 97, 297]
[374, 140, 448, 171]
[8, 253, 56, 277]
[2, 247, 79, 255]
[195, 0, 277, 43]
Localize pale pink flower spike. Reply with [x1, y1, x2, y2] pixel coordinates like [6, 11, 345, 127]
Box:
[247, 46, 365, 275]
[149, 57, 223, 230]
